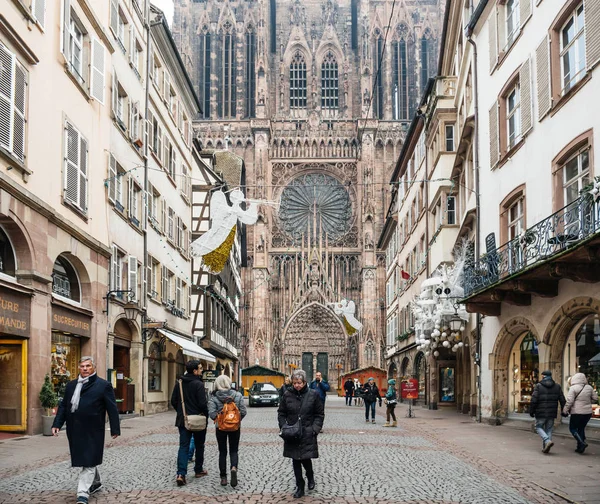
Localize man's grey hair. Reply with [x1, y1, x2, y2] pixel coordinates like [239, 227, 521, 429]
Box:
[291, 369, 307, 383]
[79, 356, 95, 365]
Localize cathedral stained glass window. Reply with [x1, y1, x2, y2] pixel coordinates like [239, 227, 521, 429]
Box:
[393, 31, 410, 121]
[373, 31, 384, 119]
[278, 174, 352, 242]
[245, 28, 256, 118]
[289, 52, 307, 111]
[198, 29, 211, 118]
[218, 22, 236, 118]
[321, 52, 339, 114]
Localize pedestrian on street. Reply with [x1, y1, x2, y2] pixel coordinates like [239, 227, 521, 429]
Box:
[309, 371, 330, 404]
[343, 377, 354, 406]
[280, 376, 293, 398]
[278, 369, 324, 499]
[353, 379, 363, 406]
[51, 356, 120, 504]
[208, 374, 247, 487]
[362, 377, 382, 424]
[529, 370, 566, 453]
[563, 372, 598, 454]
[383, 378, 398, 427]
[171, 360, 209, 486]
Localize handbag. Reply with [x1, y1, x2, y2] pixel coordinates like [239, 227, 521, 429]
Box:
[179, 379, 207, 431]
[280, 391, 309, 441]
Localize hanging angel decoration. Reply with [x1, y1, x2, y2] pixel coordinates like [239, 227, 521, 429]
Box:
[190, 189, 258, 274]
[329, 299, 363, 335]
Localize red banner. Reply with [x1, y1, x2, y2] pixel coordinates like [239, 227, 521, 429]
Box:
[401, 379, 419, 399]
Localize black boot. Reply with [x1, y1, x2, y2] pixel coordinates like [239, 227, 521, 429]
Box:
[307, 477, 315, 490]
[293, 480, 305, 498]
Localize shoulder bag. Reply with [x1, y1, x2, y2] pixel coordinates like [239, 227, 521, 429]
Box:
[178, 379, 207, 431]
[280, 391, 309, 441]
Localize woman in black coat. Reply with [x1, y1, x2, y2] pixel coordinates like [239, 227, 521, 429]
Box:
[277, 369, 324, 498]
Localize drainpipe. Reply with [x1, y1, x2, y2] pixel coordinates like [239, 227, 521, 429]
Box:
[466, 32, 482, 423]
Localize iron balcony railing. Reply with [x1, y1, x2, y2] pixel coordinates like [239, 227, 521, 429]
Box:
[464, 195, 600, 297]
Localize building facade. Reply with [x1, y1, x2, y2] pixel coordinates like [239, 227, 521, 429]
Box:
[462, 0, 600, 424]
[172, 0, 444, 383]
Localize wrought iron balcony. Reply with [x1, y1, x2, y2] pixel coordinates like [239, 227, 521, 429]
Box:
[464, 194, 600, 300]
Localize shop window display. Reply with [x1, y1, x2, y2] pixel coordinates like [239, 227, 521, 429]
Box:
[148, 342, 162, 391]
[563, 314, 600, 419]
[51, 332, 81, 397]
[414, 352, 426, 403]
[508, 332, 539, 414]
[440, 367, 455, 402]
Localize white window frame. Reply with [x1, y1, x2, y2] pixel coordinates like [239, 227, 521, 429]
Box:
[68, 17, 84, 82]
[506, 0, 521, 49]
[445, 124, 455, 152]
[506, 84, 521, 149]
[447, 195, 456, 225]
[562, 147, 590, 206]
[508, 197, 525, 240]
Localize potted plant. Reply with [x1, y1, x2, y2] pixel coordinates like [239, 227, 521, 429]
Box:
[39, 374, 58, 436]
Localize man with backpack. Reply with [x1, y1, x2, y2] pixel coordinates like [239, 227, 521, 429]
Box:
[208, 374, 247, 487]
[529, 370, 566, 453]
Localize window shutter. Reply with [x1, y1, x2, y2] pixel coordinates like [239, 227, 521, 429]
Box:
[162, 265, 168, 303]
[60, 0, 70, 59]
[128, 25, 134, 65]
[111, 245, 118, 290]
[585, 0, 600, 71]
[176, 278, 182, 309]
[108, 154, 117, 202]
[489, 102, 499, 167]
[32, 0, 46, 29]
[128, 255, 138, 301]
[536, 35, 551, 121]
[146, 255, 152, 297]
[161, 198, 167, 233]
[12, 61, 26, 162]
[520, 0, 532, 27]
[64, 122, 80, 205]
[129, 100, 136, 139]
[0, 44, 13, 153]
[168, 207, 174, 240]
[128, 176, 133, 216]
[144, 116, 150, 150]
[90, 38, 106, 104]
[79, 135, 88, 212]
[110, 0, 119, 37]
[520, 58, 532, 136]
[142, 254, 147, 300]
[163, 72, 170, 101]
[488, 9, 498, 72]
[111, 70, 118, 119]
[497, 6, 506, 52]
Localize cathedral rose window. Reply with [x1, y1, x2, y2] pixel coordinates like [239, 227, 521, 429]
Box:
[278, 173, 352, 243]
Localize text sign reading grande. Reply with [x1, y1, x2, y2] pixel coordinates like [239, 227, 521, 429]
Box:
[401, 379, 420, 400]
[0, 287, 31, 337]
[52, 305, 92, 338]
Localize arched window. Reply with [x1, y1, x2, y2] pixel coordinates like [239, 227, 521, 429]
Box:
[392, 29, 411, 120]
[218, 21, 236, 118]
[52, 256, 80, 302]
[373, 31, 384, 119]
[148, 342, 162, 391]
[321, 52, 339, 114]
[198, 27, 211, 118]
[365, 339, 376, 365]
[0, 227, 16, 276]
[289, 51, 307, 111]
[245, 27, 256, 118]
[420, 33, 431, 93]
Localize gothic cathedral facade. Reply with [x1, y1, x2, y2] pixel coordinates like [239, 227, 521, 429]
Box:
[172, 0, 443, 383]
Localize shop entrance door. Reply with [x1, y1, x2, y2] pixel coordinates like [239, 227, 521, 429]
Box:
[114, 346, 131, 413]
[316, 352, 328, 382]
[302, 352, 313, 382]
[0, 339, 27, 431]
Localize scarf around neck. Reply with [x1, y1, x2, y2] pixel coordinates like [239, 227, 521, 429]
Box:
[71, 372, 96, 412]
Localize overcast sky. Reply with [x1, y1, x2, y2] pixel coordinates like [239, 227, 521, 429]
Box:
[152, 0, 174, 27]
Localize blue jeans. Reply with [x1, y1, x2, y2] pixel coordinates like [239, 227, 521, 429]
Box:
[535, 418, 554, 444]
[177, 426, 206, 476]
[188, 436, 195, 460]
[365, 401, 376, 420]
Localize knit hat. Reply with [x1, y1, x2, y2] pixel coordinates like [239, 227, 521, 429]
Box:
[388, 379, 396, 385]
[368, 377, 374, 381]
[214, 374, 232, 391]
[541, 370, 552, 378]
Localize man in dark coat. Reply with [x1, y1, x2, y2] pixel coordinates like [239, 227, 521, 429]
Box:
[171, 359, 209, 486]
[529, 370, 566, 453]
[362, 377, 382, 423]
[343, 378, 354, 406]
[309, 371, 330, 404]
[52, 356, 120, 504]
[278, 369, 324, 498]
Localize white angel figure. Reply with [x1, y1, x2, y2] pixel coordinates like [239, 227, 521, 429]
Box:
[330, 299, 363, 335]
[190, 189, 258, 273]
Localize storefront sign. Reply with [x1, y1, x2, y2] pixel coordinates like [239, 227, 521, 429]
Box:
[0, 287, 31, 337]
[52, 305, 92, 338]
[401, 379, 419, 399]
[202, 370, 219, 382]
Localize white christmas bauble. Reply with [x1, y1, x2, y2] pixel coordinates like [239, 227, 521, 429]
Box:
[460, 325, 465, 332]
[425, 351, 430, 357]
[458, 342, 464, 347]
[433, 351, 440, 357]
[452, 347, 457, 352]
[441, 332, 447, 338]
[443, 341, 450, 348]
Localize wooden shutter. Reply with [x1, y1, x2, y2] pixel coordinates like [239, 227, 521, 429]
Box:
[146, 255, 152, 298]
[585, 0, 600, 71]
[90, 38, 106, 104]
[176, 277, 182, 309]
[127, 175, 133, 216]
[60, 0, 70, 58]
[111, 244, 119, 290]
[488, 9, 498, 72]
[163, 71, 170, 101]
[32, 0, 46, 29]
[0, 44, 13, 153]
[64, 121, 80, 206]
[536, 35, 551, 121]
[161, 198, 167, 233]
[108, 154, 117, 202]
[168, 207, 174, 240]
[520, 58, 532, 136]
[128, 25, 134, 65]
[79, 135, 88, 212]
[161, 265, 168, 303]
[489, 102, 499, 167]
[520, 0, 532, 27]
[111, 70, 118, 119]
[110, 0, 119, 37]
[497, 5, 506, 52]
[128, 255, 138, 301]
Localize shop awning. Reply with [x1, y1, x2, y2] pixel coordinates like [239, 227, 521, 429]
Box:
[158, 329, 216, 363]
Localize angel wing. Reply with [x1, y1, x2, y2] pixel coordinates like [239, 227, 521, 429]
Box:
[209, 191, 231, 223]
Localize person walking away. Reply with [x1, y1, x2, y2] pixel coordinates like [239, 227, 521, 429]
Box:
[383, 379, 398, 427]
[529, 370, 566, 453]
[309, 371, 330, 404]
[563, 372, 598, 453]
[343, 378, 354, 406]
[362, 377, 382, 424]
[280, 376, 293, 399]
[171, 360, 209, 486]
[353, 379, 363, 406]
[209, 374, 247, 487]
[52, 356, 120, 504]
[278, 369, 324, 498]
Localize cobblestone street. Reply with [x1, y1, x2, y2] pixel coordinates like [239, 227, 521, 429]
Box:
[0, 397, 598, 504]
